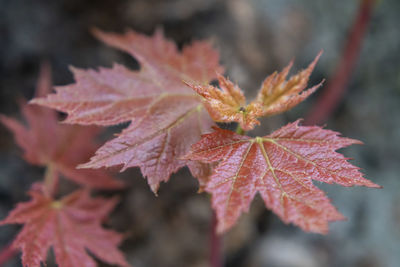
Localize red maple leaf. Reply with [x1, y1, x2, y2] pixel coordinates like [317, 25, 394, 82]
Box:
[31, 29, 223, 192]
[0, 184, 129, 267]
[1, 63, 123, 190]
[185, 120, 380, 234]
[185, 52, 323, 131]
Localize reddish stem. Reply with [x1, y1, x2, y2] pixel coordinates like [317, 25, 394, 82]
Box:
[0, 244, 17, 266]
[304, 0, 376, 125]
[210, 211, 222, 267]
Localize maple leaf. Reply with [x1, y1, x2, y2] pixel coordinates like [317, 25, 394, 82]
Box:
[185, 120, 380, 234]
[0, 184, 130, 267]
[184, 74, 262, 131]
[31, 29, 223, 193]
[1, 63, 123, 190]
[185, 52, 323, 131]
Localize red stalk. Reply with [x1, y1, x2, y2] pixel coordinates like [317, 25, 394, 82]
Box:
[304, 0, 376, 125]
[210, 211, 222, 267]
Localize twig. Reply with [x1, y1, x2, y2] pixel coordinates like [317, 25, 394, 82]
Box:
[304, 0, 376, 125]
[210, 211, 222, 267]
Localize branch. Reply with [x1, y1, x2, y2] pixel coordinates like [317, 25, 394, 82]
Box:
[305, 0, 376, 125]
[210, 211, 222, 267]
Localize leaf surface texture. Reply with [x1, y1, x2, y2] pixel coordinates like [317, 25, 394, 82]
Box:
[31, 29, 223, 192]
[1, 64, 123, 189]
[185, 120, 380, 234]
[0, 185, 129, 267]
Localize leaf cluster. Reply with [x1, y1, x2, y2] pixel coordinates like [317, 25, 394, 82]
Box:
[1, 28, 380, 267]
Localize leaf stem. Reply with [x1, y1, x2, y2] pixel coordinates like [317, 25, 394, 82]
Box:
[44, 163, 58, 196]
[304, 0, 376, 125]
[210, 211, 222, 267]
[235, 125, 246, 135]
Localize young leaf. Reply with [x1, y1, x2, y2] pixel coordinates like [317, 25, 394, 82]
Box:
[31, 29, 223, 193]
[185, 52, 323, 131]
[185, 74, 263, 131]
[0, 185, 130, 267]
[249, 51, 323, 118]
[185, 120, 380, 234]
[0, 64, 123, 189]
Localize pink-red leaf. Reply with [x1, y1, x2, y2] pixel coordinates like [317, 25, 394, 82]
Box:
[185, 120, 380, 234]
[1, 64, 123, 189]
[0, 185, 129, 267]
[31, 29, 223, 192]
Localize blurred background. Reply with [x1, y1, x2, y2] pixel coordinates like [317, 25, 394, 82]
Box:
[0, 0, 399, 266]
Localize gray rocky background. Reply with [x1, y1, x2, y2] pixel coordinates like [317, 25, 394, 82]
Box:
[0, 0, 399, 266]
